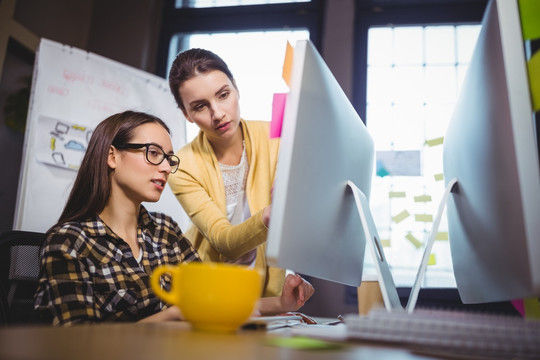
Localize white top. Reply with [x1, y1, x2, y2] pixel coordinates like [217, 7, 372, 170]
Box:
[219, 143, 256, 267]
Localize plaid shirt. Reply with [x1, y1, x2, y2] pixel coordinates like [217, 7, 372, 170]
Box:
[34, 206, 200, 326]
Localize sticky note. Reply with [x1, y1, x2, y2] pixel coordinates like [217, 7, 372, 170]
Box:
[392, 210, 410, 223]
[376, 163, 390, 177]
[434, 173, 444, 181]
[436, 232, 449, 241]
[414, 195, 432, 203]
[381, 239, 391, 247]
[512, 299, 525, 316]
[270, 93, 287, 138]
[405, 233, 422, 249]
[524, 297, 540, 319]
[282, 41, 294, 88]
[528, 51, 540, 111]
[415, 214, 433, 222]
[265, 336, 343, 350]
[389, 191, 406, 198]
[425, 137, 444, 147]
[428, 254, 436, 265]
[376, 150, 421, 176]
[519, 0, 540, 40]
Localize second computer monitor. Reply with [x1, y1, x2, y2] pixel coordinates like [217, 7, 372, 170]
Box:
[443, 0, 540, 303]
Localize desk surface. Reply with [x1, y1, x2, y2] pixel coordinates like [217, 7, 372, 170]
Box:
[0, 321, 442, 360]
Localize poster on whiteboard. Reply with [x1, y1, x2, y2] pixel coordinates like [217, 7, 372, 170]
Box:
[14, 38, 189, 232]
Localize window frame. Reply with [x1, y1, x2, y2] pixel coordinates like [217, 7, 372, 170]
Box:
[352, 0, 488, 123]
[156, 0, 326, 77]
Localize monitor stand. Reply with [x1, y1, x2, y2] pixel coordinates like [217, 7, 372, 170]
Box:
[405, 177, 458, 313]
[347, 178, 458, 313]
[346, 180, 403, 312]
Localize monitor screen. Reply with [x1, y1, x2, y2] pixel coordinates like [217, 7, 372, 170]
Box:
[266, 39, 376, 287]
[443, 0, 540, 303]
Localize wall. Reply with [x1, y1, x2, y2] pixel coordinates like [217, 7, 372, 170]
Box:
[0, 0, 163, 233]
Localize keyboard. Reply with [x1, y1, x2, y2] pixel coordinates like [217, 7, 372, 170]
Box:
[345, 308, 540, 359]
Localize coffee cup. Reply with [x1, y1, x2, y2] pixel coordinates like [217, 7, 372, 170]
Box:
[150, 262, 262, 332]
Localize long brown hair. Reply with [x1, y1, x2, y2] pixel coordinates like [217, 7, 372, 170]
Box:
[168, 48, 236, 114]
[56, 110, 170, 225]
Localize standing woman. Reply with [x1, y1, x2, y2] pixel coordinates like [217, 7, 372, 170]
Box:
[34, 110, 313, 326]
[167, 49, 285, 297]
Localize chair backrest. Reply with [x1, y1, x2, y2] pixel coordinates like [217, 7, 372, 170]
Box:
[0, 230, 46, 326]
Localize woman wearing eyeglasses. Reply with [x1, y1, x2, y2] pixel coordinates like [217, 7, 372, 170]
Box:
[34, 110, 313, 326]
[167, 49, 285, 297]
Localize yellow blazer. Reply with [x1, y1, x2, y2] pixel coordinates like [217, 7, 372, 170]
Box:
[168, 120, 285, 297]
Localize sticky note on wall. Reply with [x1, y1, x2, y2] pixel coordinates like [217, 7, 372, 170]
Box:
[528, 51, 540, 111]
[414, 195, 432, 203]
[392, 210, 410, 223]
[415, 214, 433, 223]
[282, 41, 294, 88]
[376, 150, 421, 176]
[405, 233, 422, 249]
[425, 137, 444, 147]
[518, 0, 540, 41]
[436, 232, 449, 241]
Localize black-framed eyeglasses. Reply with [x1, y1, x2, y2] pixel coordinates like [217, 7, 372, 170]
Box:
[114, 143, 180, 173]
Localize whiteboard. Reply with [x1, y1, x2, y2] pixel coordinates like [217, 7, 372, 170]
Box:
[14, 38, 190, 232]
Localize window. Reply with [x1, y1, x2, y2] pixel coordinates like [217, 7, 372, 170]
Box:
[366, 24, 481, 287]
[156, 0, 323, 77]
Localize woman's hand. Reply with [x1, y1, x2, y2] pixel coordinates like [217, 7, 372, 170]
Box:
[279, 274, 315, 311]
[257, 274, 315, 315]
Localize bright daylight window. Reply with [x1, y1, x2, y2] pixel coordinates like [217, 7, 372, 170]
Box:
[175, 0, 309, 8]
[366, 25, 481, 287]
[168, 30, 310, 141]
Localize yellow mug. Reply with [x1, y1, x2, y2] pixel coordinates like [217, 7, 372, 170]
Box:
[150, 262, 262, 332]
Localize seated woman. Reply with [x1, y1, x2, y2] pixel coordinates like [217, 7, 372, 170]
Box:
[34, 110, 314, 326]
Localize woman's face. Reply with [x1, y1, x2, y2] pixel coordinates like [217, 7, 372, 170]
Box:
[178, 70, 241, 143]
[109, 122, 174, 205]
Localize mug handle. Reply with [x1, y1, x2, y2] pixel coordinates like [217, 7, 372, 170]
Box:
[150, 265, 179, 305]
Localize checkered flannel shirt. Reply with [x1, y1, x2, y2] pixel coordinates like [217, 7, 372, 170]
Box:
[34, 206, 200, 326]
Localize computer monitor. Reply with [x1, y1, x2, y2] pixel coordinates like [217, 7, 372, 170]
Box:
[443, 0, 540, 304]
[266, 40, 403, 310]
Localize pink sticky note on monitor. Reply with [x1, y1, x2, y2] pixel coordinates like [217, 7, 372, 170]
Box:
[270, 93, 287, 138]
[511, 299, 525, 317]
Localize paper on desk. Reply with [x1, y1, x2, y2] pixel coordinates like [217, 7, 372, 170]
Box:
[289, 323, 347, 341]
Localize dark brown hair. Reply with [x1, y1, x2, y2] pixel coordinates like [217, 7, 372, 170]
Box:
[56, 110, 170, 225]
[168, 48, 236, 114]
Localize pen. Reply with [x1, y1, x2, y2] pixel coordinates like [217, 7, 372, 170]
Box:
[325, 314, 345, 326]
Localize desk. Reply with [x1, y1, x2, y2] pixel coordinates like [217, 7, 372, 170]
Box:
[0, 321, 442, 360]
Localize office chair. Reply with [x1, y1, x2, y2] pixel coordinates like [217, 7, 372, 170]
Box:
[0, 230, 45, 326]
